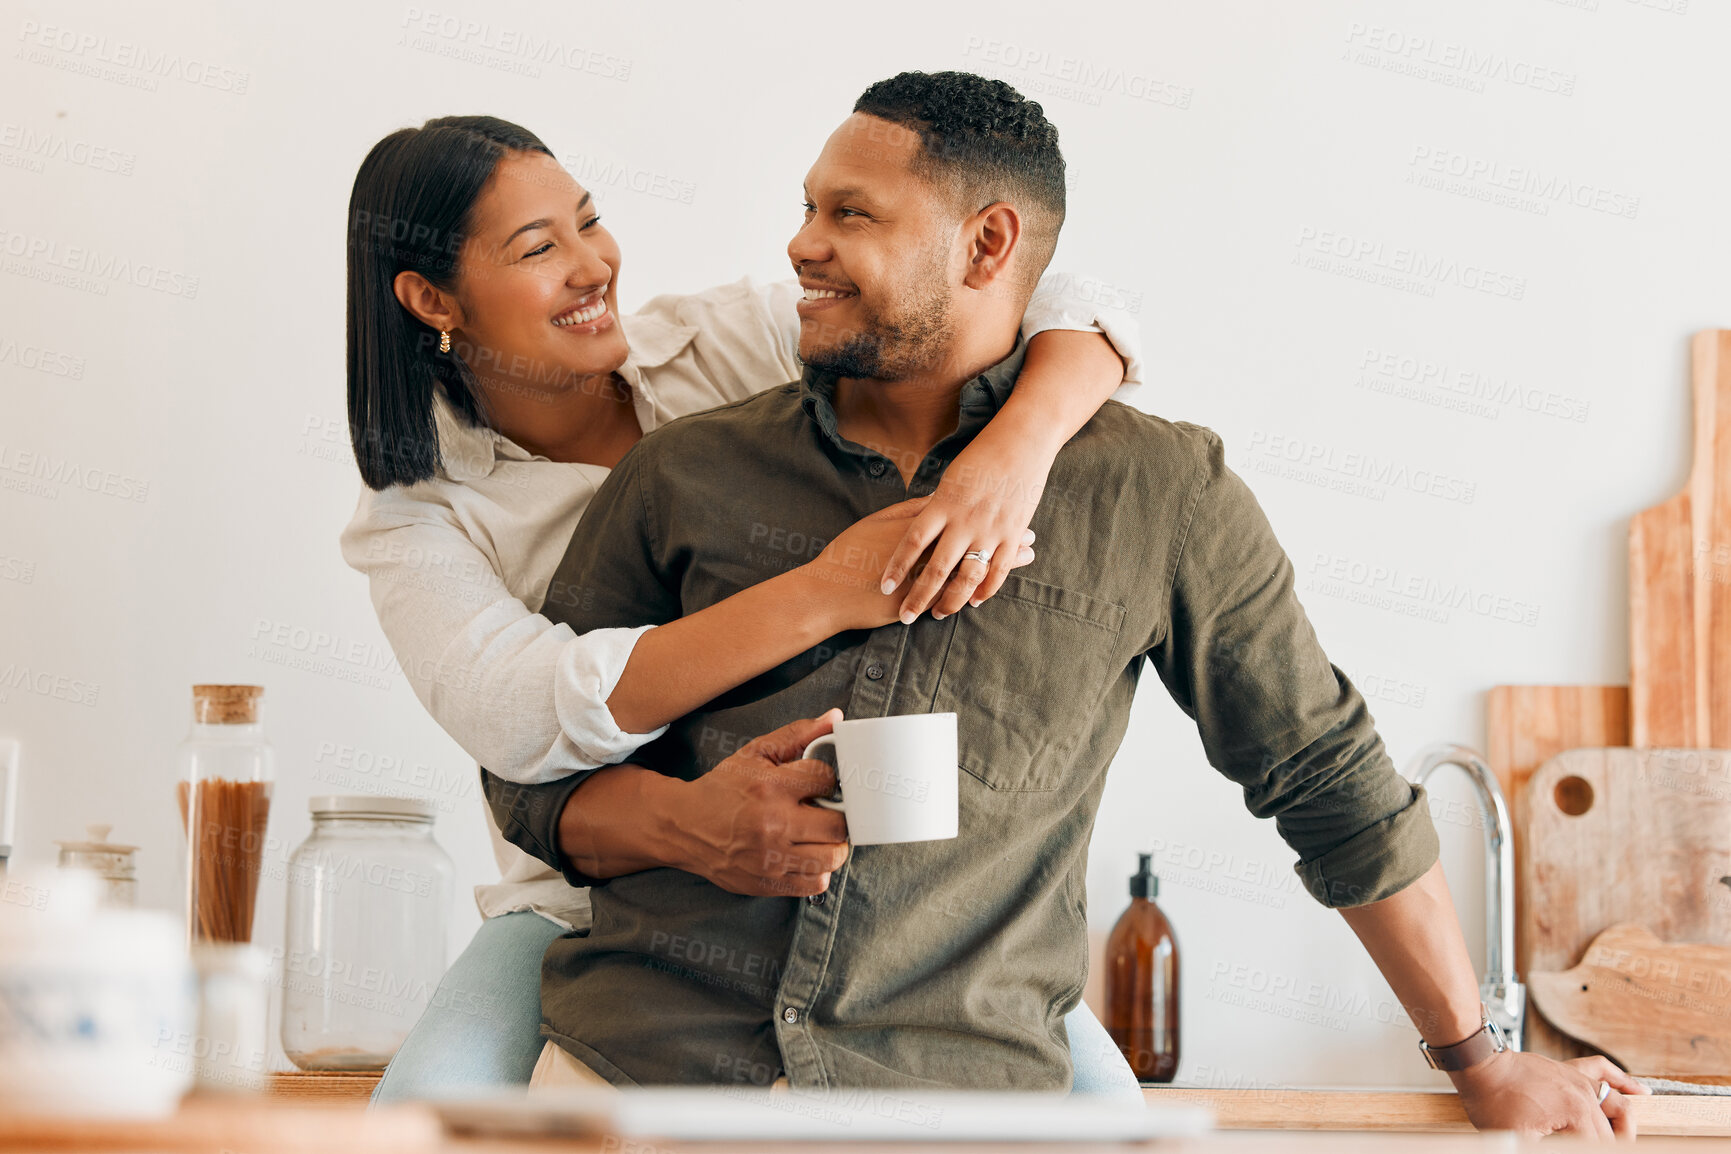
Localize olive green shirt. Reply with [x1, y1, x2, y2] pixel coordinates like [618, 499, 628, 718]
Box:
[484, 343, 1439, 1091]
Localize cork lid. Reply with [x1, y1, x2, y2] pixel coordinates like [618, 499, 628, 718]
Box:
[192, 684, 264, 724]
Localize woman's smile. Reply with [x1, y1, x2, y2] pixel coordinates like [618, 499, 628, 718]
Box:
[552, 294, 614, 333]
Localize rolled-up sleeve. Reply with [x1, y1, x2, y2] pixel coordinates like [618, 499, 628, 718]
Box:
[1023, 271, 1145, 398]
[551, 623, 666, 767]
[339, 487, 667, 783]
[482, 769, 601, 887]
[1145, 431, 1439, 908]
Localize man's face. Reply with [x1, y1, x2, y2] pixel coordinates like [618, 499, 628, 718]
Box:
[788, 113, 959, 381]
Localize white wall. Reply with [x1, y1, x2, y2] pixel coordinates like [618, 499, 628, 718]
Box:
[2, 0, 1725, 1086]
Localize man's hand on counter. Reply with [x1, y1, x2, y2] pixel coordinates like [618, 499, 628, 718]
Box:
[1449, 1050, 1647, 1140]
[1336, 863, 1651, 1140]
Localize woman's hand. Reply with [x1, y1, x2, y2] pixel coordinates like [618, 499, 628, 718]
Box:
[806, 497, 1034, 633]
[880, 432, 1052, 624]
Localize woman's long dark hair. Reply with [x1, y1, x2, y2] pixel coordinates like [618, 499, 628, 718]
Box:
[346, 116, 554, 490]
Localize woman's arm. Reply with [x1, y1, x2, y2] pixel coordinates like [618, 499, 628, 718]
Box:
[601, 500, 1033, 733]
[882, 272, 1142, 620]
[341, 491, 665, 784]
[342, 487, 1010, 783]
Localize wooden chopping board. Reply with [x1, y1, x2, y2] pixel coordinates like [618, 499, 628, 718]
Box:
[1529, 923, 1731, 1075]
[1631, 330, 1731, 748]
[1486, 686, 1629, 1059]
[1521, 746, 1731, 1057]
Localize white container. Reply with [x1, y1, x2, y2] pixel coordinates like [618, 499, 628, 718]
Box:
[281, 796, 453, 1070]
[190, 943, 271, 1094]
[0, 869, 195, 1117]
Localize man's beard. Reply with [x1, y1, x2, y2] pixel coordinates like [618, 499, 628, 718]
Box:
[804, 276, 954, 382]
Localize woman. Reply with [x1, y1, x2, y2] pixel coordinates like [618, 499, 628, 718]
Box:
[341, 116, 1142, 1099]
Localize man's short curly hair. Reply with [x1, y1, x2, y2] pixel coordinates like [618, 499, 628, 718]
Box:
[853, 71, 1066, 292]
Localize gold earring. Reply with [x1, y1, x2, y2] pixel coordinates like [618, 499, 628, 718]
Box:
[438, 329, 451, 354]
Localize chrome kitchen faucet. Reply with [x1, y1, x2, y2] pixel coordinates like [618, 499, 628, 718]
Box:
[1406, 743, 1526, 1053]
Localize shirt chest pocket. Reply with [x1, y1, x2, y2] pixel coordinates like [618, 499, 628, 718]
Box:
[931, 574, 1128, 793]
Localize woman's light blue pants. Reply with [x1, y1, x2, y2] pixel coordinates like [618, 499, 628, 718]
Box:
[372, 911, 1142, 1104]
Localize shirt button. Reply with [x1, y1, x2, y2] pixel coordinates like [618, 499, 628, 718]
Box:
[865, 663, 885, 680]
[868, 460, 888, 477]
[807, 892, 826, 906]
[783, 1007, 800, 1024]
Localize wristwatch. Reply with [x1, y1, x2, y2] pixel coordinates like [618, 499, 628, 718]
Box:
[1418, 1012, 1508, 1072]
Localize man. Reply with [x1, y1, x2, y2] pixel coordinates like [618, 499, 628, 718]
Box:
[486, 71, 1642, 1137]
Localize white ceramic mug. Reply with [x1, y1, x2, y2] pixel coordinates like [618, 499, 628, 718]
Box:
[801, 713, 959, 846]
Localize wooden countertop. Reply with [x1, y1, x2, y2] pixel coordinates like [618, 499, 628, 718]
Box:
[260, 1071, 1731, 1136]
[0, 1096, 1725, 1152]
[4, 1091, 1731, 1151]
[8, 1078, 1730, 1150]
[1143, 1085, 1731, 1136]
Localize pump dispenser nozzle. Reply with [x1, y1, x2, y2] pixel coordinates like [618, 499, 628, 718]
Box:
[1130, 852, 1158, 899]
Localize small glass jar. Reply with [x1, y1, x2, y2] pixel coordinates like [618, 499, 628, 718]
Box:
[177, 685, 274, 945]
[281, 796, 453, 1071]
[54, 824, 137, 907]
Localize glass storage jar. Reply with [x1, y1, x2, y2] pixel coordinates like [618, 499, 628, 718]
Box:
[280, 796, 452, 1071]
[54, 824, 138, 908]
[177, 685, 274, 945]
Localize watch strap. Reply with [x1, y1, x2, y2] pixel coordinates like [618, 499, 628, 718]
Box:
[1419, 1016, 1507, 1072]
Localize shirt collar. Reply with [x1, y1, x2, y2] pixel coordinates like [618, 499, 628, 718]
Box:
[618, 309, 700, 372]
[799, 338, 1027, 459]
[432, 389, 502, 483]
[431, 310, 701, 483]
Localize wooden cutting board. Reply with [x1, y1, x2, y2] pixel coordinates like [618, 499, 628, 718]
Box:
[1521, 747, 1731, 1056]
[1631, 330, 1731, 748]
[1485, 686, 1629, 1059]
[1529, 922, 1731, 1075]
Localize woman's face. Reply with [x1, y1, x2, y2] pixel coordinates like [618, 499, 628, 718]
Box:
[448, 151, 629, 394]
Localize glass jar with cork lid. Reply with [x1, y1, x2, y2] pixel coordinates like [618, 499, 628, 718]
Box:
[176, 685, 274, 945]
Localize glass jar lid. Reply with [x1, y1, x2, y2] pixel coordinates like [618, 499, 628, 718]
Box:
[192, 684, 263, 724]
[54, 823, 138, 856]
[55, 824, 138, 877]
[308, 795, 436, 821]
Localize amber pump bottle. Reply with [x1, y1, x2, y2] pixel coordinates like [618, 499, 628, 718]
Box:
[1104, 853, 1179, 1082]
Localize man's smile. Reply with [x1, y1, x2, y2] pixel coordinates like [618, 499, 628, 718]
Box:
[796, 281, 857, 317]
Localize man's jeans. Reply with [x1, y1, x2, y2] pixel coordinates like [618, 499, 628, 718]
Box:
[372, 911, 1143, 1103]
